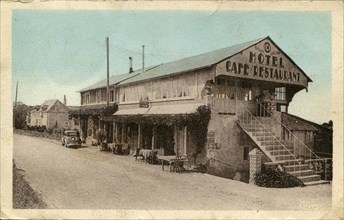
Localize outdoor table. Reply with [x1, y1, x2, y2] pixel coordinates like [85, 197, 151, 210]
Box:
[139, 149, 157, 160]
[157, 155, 188, 172]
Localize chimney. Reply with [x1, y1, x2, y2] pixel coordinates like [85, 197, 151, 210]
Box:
[142, 45, 145, 73]
[129, 57, 133, 73]
[63, 95, 67, 106]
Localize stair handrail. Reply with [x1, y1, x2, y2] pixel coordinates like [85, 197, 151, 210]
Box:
[255, 100, 322, 161]
[237, 102, 301, 165]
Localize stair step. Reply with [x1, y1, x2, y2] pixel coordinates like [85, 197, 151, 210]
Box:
[289, 169, 315, 177]
[243, 127, 266, 132]
[284, 164, 310, 172]
[260, 140, 284, 145]
[275, 155, 296, 161]
[251, 132, 275, 136]
[298, 175, 321, 183]
[265, 145, 294, 151]
[239, 119, 263, 124]
[264, 159, 300, 166]
[256, 136, 280, 141]
[304, 180, 331, 186]
[269, 149, 294, 156]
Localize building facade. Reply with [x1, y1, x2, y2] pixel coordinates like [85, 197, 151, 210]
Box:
[77, 36, 331, 183]
[28, 99, 71, 130]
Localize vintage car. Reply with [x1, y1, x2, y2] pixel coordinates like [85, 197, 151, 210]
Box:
[61, 130, 81, 148]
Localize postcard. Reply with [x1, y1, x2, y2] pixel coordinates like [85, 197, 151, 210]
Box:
[1, 1, 343, 219]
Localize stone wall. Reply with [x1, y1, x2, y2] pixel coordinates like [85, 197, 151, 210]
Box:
[206, 111, 251, 182]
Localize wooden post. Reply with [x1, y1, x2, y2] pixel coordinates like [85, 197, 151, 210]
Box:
[183, 125, 187, 156]
[174, 125, 178, 156]
[113, 121, 116, 143]
[138, 124, 141, 149]
[152, 126, 156, 150]
[234, 79, 237, 114]
[121, 123, 125, 143]
[106, 37, 110, 107]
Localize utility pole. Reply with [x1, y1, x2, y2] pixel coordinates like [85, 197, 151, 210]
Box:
[106, 37, 110, 107]
[15, 81, 18, 107]
[142, 45, 145, 73]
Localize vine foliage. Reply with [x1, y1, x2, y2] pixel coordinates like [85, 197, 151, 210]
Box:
[69, 103, 118, 121]
[114, 105, 211, 159]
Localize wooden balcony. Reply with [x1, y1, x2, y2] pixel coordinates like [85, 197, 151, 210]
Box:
[206, 96, 256, 115]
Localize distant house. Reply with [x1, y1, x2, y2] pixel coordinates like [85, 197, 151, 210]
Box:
[282, 113, 332, 157]
[28, 99, 71, 129]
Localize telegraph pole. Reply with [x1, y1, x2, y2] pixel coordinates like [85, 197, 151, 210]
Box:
[106, 37, 110, 107]
[15, 81, 18, 107]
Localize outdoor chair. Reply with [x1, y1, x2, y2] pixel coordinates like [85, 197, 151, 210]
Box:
[122, 143, 130, 155]
[134, 149, 144, 161]
[171, 156, 185, 172]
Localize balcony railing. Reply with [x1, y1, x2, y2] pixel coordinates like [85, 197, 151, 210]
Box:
[207, 96, 256, 115]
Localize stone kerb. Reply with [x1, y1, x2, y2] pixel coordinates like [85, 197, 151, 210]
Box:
[249, 148, 263, 184]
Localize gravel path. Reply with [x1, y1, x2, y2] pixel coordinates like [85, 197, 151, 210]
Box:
[13, 134, 331, 210]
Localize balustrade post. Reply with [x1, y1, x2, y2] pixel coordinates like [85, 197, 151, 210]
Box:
[249, 148, 263, 185]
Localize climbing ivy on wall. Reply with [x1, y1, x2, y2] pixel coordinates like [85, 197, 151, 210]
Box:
[114, 105, 211, 160]
[69, 104, 118, 120]
[187, 105, 211, 160]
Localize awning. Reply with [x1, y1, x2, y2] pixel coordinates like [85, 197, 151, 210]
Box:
[114, 103, 202, 116]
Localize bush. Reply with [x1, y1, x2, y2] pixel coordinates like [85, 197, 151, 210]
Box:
[46, 128, 53, 135]
[95, 129, 107, 145]
[36, 126, 45, 132]
[255, 166, 305, 188]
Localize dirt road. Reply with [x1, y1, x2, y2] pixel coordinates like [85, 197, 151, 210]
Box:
[13, 134, 331, 210]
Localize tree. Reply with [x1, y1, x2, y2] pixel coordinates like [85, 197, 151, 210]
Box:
[13, 103, 30, 129]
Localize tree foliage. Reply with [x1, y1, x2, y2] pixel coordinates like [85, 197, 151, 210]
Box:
[13, 104, 30, 129]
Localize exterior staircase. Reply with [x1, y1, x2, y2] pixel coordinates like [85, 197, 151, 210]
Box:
[237, 107, 330, 186]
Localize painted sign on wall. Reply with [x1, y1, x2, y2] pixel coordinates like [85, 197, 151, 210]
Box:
[216, 39, 309, 88]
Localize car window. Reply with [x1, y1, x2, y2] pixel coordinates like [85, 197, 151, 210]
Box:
[66, 132, 78, 136]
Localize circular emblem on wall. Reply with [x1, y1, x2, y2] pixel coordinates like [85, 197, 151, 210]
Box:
[264, 42, 271, 53]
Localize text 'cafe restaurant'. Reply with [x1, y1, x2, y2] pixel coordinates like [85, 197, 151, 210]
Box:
[78, 36, 325, 183]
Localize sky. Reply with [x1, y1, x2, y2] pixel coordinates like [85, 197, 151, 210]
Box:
[12, 10, 331, 124]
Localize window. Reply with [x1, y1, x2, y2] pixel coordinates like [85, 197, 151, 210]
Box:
[109, 89, 114, 102]
[243, 146, 250, 160]
[280, 105, 287, 112]
[305, 131, 313, 142]
[275, 87, 286, 100]
[122, 94, 126, 102]
[96, 90, 101, 103]
[155, 78, 191, 100]
[85, 93, 90, 105]
[244, 90, 252, 101]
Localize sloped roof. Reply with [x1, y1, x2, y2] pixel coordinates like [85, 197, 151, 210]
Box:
[40, 100, 58, 112]
[30, 99, 69, 112]
[282, 113, 318, 131]
[79, 37, 265, 92]
[78, 69, 142, 92]
[118, 37, 265, 85]
[80, 36, 312, 91]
